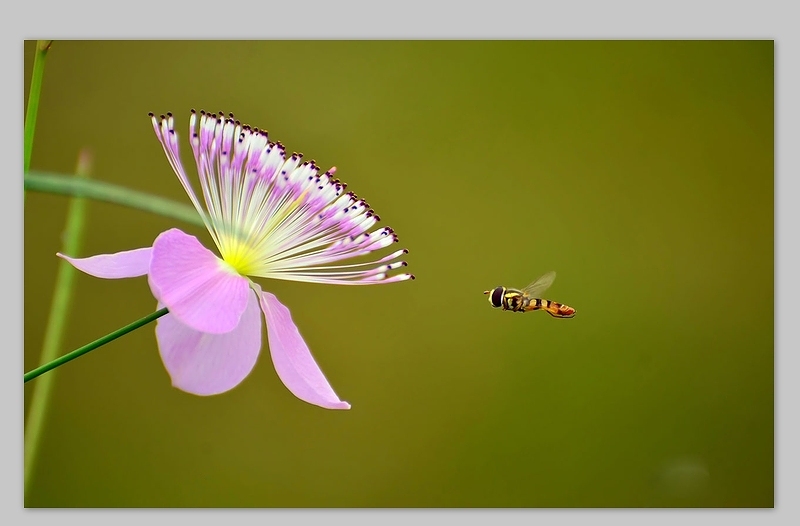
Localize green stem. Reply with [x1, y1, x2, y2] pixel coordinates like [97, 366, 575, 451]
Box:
[24, 308, 169, 384]
[25, 148, 90, 497]
[24, 40, 53, 174]
[24, 171, 204, 228]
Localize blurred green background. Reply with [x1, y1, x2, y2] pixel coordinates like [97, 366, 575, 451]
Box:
[23, 40, 773, 507]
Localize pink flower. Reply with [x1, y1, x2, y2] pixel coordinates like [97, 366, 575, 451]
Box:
[59, 111, 413, 409]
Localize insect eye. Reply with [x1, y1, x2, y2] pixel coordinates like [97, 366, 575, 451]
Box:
[490, 287, 505, 308]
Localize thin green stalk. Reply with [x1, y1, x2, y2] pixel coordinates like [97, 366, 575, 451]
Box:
[24, 307, 169, 384]
[24, 171, 204, 228]
[24, 149, 90, 496]
[24, 40, 53, 174]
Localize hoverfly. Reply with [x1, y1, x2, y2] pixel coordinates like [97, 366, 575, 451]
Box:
[483, 271, 576, 318]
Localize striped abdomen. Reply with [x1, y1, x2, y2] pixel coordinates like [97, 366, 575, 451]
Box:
[524, 297, 576, 318]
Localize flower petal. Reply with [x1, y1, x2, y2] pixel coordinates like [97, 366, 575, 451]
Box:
[256, 286, 351, 410]
[149, 228, 249, 334]
[155, 291, 262, 396]
[57, 247, 152, 279]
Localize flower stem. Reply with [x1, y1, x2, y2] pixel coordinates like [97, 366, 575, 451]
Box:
[24, 148, 90, 497]
[24, 40, 53, 174]
[24, 307, 169, 384]
[24, 170, 205, 228]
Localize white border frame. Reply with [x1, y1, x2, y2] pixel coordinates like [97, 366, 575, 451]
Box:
[9, 0, 796, 524]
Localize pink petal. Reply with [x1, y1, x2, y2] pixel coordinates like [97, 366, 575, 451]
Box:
[148, 228, 250, 334]
[57, 247, 152, 279]
[256, 286, 351, 410]
[155, 291, 262, 396]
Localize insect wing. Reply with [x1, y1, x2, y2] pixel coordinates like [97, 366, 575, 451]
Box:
[521, 271, 556, 299]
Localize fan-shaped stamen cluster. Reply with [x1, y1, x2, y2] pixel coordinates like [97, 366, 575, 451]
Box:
[150, 110, 414, 285]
